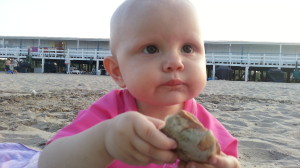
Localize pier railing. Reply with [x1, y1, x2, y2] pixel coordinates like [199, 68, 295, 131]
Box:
[206, 52, 299, 68]
[0, 47, 111, 60]
[0, 47, 299, 68]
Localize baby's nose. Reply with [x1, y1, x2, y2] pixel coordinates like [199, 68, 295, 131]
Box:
[162, 54, 184, 72]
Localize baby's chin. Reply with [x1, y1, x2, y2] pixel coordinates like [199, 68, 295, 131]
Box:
[162, 91, 197, 101]
[132, 89, 196, 105]
[147, 96, 190, 106]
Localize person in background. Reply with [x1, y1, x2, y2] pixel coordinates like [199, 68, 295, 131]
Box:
[12, 58, 19, 73]
[38, 0, 240, 168]
[4, 58, 11, 74]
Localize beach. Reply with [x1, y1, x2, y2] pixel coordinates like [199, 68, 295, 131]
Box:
[0, 73, 299, 167]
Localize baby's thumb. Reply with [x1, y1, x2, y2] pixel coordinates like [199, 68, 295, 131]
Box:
[146, 116, 166, 130]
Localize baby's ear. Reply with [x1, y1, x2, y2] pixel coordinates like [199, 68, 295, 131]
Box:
[103, 56, 126, 88]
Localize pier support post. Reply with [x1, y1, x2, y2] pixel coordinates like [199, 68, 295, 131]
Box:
[65, 53, 71, 74]
[66, 62, 71, 74]
[42, 58, 45, 73]
[212, 65, 216, 80]
[245, 66, 249, 82]
[96, 59, 99, 75]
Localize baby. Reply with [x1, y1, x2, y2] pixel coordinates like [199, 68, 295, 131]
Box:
[38, 0, 240, 168]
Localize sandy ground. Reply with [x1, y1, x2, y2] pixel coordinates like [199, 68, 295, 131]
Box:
[0, 73, 299, 168]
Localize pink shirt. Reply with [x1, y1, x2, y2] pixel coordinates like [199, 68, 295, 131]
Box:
[49, 89, 238, 168]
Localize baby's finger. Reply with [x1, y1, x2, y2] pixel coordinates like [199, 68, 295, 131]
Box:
[125, 150, 152, 165]
[132, 134, 177, 163]
[116, 139, 159, 166]
[134, 117, 177, 150]
[209, 155, 240, 168]
[146, 116, 166, 129]
[184, 161, 213, 168]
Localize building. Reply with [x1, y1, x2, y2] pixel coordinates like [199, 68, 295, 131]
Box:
[1, 36, 299, 82]
[205, 41, 299, 82]
[0, 36, 110, 74]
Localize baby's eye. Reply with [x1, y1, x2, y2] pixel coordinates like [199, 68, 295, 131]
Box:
[143, 45, 159, 54]
[181, 44, 194, 54]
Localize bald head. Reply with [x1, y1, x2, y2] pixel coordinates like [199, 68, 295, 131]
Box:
[109, 0, 199, 56]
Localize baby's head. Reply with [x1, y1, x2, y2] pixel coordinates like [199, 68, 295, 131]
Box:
[110, 0, 202, 55]
[104, 0, 207, 106]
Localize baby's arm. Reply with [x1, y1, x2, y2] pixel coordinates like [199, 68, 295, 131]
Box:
[38, 112, 177, 168]
[38, 119, 113, 168]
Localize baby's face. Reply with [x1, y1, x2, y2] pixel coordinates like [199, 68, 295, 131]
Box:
[112, 0, 207, 106]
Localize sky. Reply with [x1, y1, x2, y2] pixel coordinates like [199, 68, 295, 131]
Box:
[1, 0, 300, 43]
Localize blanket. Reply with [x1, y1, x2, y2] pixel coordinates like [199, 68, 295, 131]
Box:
[0, 143, 40, 168]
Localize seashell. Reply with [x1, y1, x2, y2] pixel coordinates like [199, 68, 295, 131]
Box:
[161, 110, 220, 163]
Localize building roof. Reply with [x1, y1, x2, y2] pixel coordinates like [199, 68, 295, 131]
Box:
[0, 36, 109, 42]
[1, 36, 300, 45]
[204, 40, 300, 46]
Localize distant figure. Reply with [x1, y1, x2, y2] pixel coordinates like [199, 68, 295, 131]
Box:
[293, 69, 300, 82]
[12, 59, 19, 73]
[4, 58, 12, 74]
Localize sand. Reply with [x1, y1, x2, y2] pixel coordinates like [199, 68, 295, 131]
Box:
[0, 73, 299, 167]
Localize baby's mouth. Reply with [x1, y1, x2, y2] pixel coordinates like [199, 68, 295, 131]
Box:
[163, 79, 184, 86]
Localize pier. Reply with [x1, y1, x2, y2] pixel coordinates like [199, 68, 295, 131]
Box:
[0, 36, 299, 82]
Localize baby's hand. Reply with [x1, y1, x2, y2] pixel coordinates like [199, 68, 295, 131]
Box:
[104, 111, 178, 165]
[179, 152, 240, 168]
